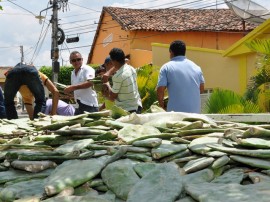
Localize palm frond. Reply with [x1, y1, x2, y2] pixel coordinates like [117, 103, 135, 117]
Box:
[136, 64, 160, 111]
[243, 100, 262, 113]
[204, 88, 242, 113]
[219, 104, 244, 114]
[204, 88, 262, 114]
[246, 39, 270, 55]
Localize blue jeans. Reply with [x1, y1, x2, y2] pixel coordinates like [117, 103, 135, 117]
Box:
[4, 63, 46, 119]
[75, 99, 98, 115]
[0, 87, 6, 119]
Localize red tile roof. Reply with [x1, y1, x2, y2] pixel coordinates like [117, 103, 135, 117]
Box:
[104, 7, 257, 32]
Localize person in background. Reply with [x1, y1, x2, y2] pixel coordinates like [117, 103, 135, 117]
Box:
[157, 40, 205, 113]
[64, 51, 99, 114]
[97, 56, 114, 111]
[101, 56, 117, 83]
[95, 65, 106, 77]
[4, 62, 46, 119]
[95, 56, 113, 78]
[0, 87, 6, 119]
[103, 56, 114, 73]
[102, 48, 142, 113]
[45, 99, 75, 116]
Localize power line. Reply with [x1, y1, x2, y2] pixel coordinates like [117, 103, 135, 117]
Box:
[30, 2, 51, 64]
[6, 0, 37, 16]
[60, 17, 97, 25]
[30, 23, 51, 64]
[0, 45, 20, 49]
[68, 2, 100, 13]
[60, 0, 229, 37]
[121, 0, 161, 8]
[0, 0, 249, 66]
[58, 0, 224, 35]
[61, 9, 251, 52]
[0, 13, 32, 15]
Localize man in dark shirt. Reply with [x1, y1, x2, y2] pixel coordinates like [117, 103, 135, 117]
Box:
[4, 62, 46, 119]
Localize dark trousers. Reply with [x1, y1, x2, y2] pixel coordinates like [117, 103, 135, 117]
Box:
[0, 87, 6, 119]
[75, 99, 98, 115]
[4, 63, 46, 119]
[129, 106, 142, 114]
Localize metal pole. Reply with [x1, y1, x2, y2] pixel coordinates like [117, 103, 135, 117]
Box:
[20, 45, 24, 63]
[20, 45, 25, 111]
[51, 0, 59, 83]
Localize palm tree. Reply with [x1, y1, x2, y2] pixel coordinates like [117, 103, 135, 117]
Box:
[136, 64, 159, 111]
[203, 88, 261, 114]
[245, 39, 270, 111]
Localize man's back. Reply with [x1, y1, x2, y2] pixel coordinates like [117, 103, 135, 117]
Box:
[45, 99, 75, 116]
[158, 56, 204, 113]
[112, 64, 141, 111]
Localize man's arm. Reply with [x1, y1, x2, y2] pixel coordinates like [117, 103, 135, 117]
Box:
[24, 104, 34, 120]
[102, 82, 118, 101]
[102, 66, 117, 83]
[200, 83, 205, 94]
[64, 81, 93, 94]
[45, 79, 59, 115]
[157, 86, 166, 110]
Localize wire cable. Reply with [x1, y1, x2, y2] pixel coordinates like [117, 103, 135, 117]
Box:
[59, 0, 230, 37]
[6, 0, 37, 16]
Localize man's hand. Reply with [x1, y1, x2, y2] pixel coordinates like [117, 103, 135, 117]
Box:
[157, 86, 166, 110]
[64, 86, 75, 94]
[102, 72, 110, 83]
[102, 66, 117, 83]
[102, 82, 110, 97]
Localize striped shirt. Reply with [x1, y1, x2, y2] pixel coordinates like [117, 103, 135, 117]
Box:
[111, 64, 141, 111]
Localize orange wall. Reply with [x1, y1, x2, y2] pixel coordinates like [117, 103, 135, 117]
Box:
[90, 12, 131, 65]
[129, 49, 152, 68]
[129, 31, 245, 51]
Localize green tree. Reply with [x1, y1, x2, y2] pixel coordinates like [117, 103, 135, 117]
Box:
[39, 66, 74, 85]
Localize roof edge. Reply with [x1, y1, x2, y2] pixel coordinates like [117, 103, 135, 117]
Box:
[223, 19, 270, 57]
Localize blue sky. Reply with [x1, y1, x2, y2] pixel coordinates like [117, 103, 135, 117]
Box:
[0, 0, 269, 67]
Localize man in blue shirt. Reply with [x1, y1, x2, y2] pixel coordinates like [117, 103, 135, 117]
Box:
[157, 40, 205, 113]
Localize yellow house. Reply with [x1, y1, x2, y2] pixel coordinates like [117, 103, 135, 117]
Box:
[152, 18, 270, 95]
[87, 7, 257, 68]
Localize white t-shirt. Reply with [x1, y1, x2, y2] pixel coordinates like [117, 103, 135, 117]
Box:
[71, 64, 98, 107]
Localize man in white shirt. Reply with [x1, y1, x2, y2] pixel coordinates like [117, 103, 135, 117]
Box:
[64, 51, 98, 114]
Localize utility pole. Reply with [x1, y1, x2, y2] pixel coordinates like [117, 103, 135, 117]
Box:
[37, 1, 67, 83]
[20, 45, 24, 63]
[51, 0, 60, 83]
